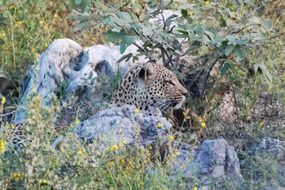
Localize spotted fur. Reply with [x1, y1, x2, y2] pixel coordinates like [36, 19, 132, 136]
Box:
[111, 62, 187, 114]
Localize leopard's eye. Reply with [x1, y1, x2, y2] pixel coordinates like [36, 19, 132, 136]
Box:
[164, 79, 174, 85]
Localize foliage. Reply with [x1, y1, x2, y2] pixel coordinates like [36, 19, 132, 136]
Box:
[0, 0, 285, 189]
[0, 95, 186, 189]
[72, 0, 285, 122]
[0, 0, 69, 79]
[0, 0, 108, 81]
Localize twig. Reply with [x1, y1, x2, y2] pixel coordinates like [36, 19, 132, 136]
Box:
[160, 0, 166, 31]
[132, 41, 146, 53]
[229, 23, 258, 35]
[209, 53, 223, 73]
[0, 110, 17, 117]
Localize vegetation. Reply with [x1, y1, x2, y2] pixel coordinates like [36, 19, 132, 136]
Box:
[1, 0, 285, 189]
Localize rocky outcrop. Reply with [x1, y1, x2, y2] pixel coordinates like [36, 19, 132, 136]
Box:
[13, 38, 147, 125]
[173, 138, 243, 188]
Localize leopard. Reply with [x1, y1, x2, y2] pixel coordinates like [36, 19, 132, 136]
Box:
[111, 61, 188, 114]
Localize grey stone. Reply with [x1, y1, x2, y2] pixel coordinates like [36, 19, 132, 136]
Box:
[197, 138, 243, 182]
[173, 138, 243, 187]
[253, 137, 285, 161]
[75, 105, 172, 153]
[82, 44, 147, 78]
[13, 39, 85, 124]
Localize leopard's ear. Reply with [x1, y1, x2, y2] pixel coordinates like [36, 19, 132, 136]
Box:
[138, 62, 156, 83]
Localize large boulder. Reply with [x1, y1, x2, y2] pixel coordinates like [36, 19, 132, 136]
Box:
[195, 138, 243, 182]
[173, 138, 243, 188]
[75, 105, 172, 155]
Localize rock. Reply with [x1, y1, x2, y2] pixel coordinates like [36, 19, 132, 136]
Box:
[252, 137, 285, 161]
[13, 38, 148, 126]
[196, 138, 243, 183]
[75, 105, 172, 155]
[82, 43, 149, 78]
[82, 44, 129, 78]
[13, 38, 84, 125]
[173, 138, 243, 188]
[38, 38, 83, 98]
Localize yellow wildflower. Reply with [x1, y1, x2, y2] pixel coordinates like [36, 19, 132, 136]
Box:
[192, 186, 198, 190]
[40, 179, 49, 185]
[109, 144, 119, 152]
[187, 9, 195, 16]
[1, 96, 6, 105]
[168, 135, 175, 142]
[11, 172, 23, 181]
[78, 148, 84, 156]
[59, 144, 65, 152]
[204, 0, 210, 5]
[92, 36, 97, 43]
[134, 108, 140, 113]
[174, 150, 181, 157]
[107, 161, 115, 168]
[15, 21, 23, 28]
[75, 118, 81, 125]
[258, 121, 264, 128]
[0, 31, 6, 39]
[119, 158, 126, 166]
[8, 3, 16, 9]
[0, 139, 6, 154]
[199, 117, 207, 129]
[156, 122, 164, 129]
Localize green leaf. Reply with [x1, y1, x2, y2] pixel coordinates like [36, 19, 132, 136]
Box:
[224, 45, 235, 56]
[173, 39, 181, 50]
[106, 30, 137, 53]
[117, 53, 133, 63]
[261, 20, 272, 30]
[226, 35, 238, 45]
[111, 27, 121, 33]
[120, 35, 137, 53]
[194, 26, 205, 34]
[235, 38, 248, 45]
[254, 63, 272, 85]
[220, 61, 234, 76]
[75, 0, 82, 5]
[107, 31, 123, 42]
[234, 47, 246, 60]
[88, 71, 93, 80]
[181, 9, 188, 17]
[118, 11, 132, 23]
[211, 36, 226, 46]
